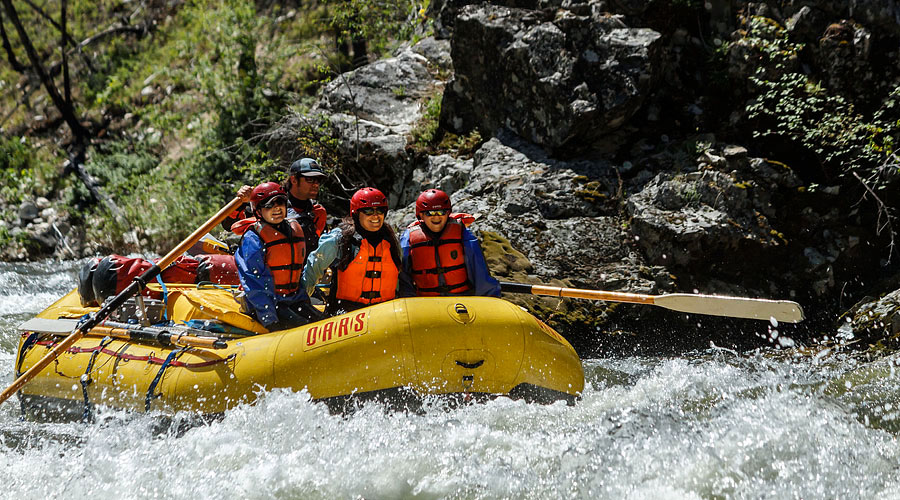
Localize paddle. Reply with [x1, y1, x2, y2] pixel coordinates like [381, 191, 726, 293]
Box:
[500, 282, 805, 323]
[0, 196, 245, 406]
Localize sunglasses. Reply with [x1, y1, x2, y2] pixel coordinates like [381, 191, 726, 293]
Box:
[262, 197, 287, 208]
[423, 209, 449, 217]
[359, 207, 388, 216]
[300, 176, 323, 184]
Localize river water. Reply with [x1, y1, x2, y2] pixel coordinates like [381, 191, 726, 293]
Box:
[1, 261, 899, 499]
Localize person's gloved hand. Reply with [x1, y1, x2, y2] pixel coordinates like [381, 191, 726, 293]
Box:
[297, 301, 326, 322]
[269, 305, 307, 331]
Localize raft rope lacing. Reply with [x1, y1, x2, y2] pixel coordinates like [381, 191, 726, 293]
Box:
[80, 336, 115, 422]
[145, 347, 187, 412]
[154, 275, 169, 321]
[22, 336, 237, 413]
[30, 338, 235, 368]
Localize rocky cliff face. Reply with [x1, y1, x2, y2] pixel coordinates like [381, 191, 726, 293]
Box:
[268, 1, 900, 354]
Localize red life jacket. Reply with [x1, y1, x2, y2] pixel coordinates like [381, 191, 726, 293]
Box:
[407, 220, 472, 296]
[250, 220, 306, 296]
[334, 238, 399, 305]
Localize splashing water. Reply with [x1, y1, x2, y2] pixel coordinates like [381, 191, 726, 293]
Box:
[1, 261, 900, 499]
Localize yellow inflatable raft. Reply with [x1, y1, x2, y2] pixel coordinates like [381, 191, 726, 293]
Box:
[15, 285, 584, 420]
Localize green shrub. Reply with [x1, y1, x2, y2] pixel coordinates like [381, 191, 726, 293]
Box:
[410, 93, 442, 149]
[330, 0, 428, 59]
[0, 136, 60, 206]
[735, 16, 900, 185]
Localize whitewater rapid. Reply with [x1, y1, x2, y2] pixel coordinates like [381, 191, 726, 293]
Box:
[1, 261, 898, 499]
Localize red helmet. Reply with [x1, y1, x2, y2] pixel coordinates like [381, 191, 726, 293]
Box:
[350, 187, 388, 216]
[416, 189, 452, 217]
[250, 182, 287, 211]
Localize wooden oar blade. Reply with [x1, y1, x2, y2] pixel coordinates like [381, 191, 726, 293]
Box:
[18, 317, 79, 334]
[654, 293, 805, 323]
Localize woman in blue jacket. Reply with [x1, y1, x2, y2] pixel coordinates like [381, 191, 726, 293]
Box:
[399, 189, 500, 298]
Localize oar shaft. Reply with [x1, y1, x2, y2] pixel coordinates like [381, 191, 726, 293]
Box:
[501, 282, 655, 305]
[156, 198, 244, 270]
[531, 284, 656, 305]
[0, 196, 244, 406]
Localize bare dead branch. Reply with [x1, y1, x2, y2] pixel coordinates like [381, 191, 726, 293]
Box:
[852, 169, 896, 264]
[75, 24, 146, 52]
[21, 0, 78, 47]
[0, 10, 27, 71]
[1, 0, 89, 141]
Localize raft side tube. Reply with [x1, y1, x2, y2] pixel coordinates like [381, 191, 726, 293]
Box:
[513, 312, 585, 397]
[15, 289, 585, 417]
[271, 301, 416, 399]
[403, 297, 526, 394]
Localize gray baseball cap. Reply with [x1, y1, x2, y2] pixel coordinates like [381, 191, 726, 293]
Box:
[289, 158, 326, 177]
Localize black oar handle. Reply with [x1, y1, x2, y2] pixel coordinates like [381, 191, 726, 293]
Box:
[97, 321, 227, 349]
[500, 282, 534, 294]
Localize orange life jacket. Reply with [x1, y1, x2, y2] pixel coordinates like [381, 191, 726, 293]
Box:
[334, 238, 399, 305]
[407, 220, 472, 296]
[251, 220, 306, 296]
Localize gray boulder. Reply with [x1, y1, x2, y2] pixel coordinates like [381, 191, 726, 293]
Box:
[839, 288, 900, 348]
[18, 200, 38, 226]
[265, 39, 452, 208]
[441, 4, 662, 151]
[391, 132, 653, 289]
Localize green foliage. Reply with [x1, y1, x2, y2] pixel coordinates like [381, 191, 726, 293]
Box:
[746, 71, 877, 172]
[735, 16, 900, 183]
[86, 139, 160, 197]
[409, 93, 442, 148]
[77, 0, 303, 251]
[0, 137, 31, 204]
[0, 0, 435, 255]
[0, 136, 59, 206]
[330, 0, 428, 59]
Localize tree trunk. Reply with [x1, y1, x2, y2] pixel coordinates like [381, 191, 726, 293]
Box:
[0, 0, 89, 142]
[0, 10, 27, 71]
[60, 0, 71, 107]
